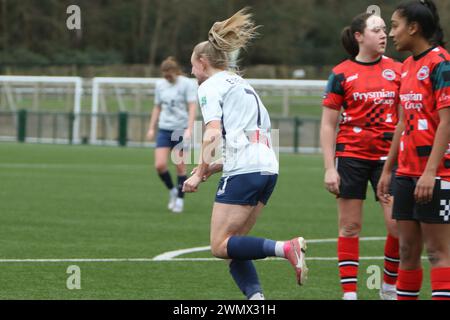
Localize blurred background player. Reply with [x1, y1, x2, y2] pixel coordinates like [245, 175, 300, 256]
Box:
[378, 0, 450, 300]
[182, 8, 308, 300]
[321, 12, 402, 300]
[147, 57, 197, 213]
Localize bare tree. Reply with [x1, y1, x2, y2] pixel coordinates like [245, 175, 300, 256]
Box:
[148, 0, 167, 68]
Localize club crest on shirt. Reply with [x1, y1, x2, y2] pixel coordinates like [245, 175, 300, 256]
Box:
[439, 93, 450, 104]
[346, 74, 359, 83]
[417, 66, 430, 81]
[200, 96, 207, 107]
[382, 69, 396, 81]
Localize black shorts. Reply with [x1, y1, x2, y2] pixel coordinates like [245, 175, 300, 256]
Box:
[392, 176, 450, 224]
[336, 157, 394, 201]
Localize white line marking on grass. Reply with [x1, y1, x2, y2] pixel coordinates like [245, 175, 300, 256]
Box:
[157, 257, 391, 262]
[0, 163, 148, 170]
[153, 246, 211, 261]
[0, 256, 429, 263]
[152, 236, 387, 260]
[0, 237, 390, 263]
[0, 258, 154, 263]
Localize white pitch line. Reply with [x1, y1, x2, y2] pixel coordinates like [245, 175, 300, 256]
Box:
[155, 257, 392, 262]
[0, 237, 391, 263]
[0, 256, 403, 263]
[164, 256, 430, 262]
[153, 246, 211, 261]
[0, 256, 429, 263]
[0, 163, 148, 170]
[0, 258, 154, 263]
[152, 236, 387, 261]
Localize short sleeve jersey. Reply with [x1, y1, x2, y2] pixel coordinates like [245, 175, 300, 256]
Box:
[197, 71, 279, 177]
[154, 75, 198, 131]
[396, 46, 450, 179]
[323, 56, 402, 160]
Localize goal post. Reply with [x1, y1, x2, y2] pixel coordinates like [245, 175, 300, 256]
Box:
[90, 77, 161, 145]
[0, 75, 83, 143]
[89, 77, 327, 149]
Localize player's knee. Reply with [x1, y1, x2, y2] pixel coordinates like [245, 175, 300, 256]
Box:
[210, 240, 228, 259]
[155, 163, 167, 173]
[425, 245, 450, 267]
[399, 241, 421, 267]
[339, 222, 361, 237]
[386, 221, 399, 238]
[426, 249, 441, 266]
[210, 245, 227, 259]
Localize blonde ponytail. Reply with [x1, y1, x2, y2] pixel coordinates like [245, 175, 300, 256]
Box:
[193, 7, 260, 71]
[207, 7, 259, 53]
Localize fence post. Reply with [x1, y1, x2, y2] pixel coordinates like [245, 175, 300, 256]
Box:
[68, 112, 75, 145]
[118, 111, 128, 147]
[293, 117, 301, 153]
[282, 88, 289, 117]
[17, 109, 27, 143]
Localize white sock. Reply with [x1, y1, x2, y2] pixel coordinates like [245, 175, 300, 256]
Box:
[249, 292, 265, 300]
[382, 282, 396, 291]
[343, 292, 357, 300]
[274, 241, 285, 258]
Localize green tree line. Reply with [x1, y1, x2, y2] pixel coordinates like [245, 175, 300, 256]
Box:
[0, 0, 449, 69]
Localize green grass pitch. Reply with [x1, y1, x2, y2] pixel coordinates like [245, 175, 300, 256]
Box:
[0, 143, 432, 299]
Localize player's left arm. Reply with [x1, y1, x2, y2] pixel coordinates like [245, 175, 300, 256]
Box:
[184, 81, 199, 140]
[185, 102, 197, 140]
[416, 107, 450, 203]
[415, 61, 450, 203]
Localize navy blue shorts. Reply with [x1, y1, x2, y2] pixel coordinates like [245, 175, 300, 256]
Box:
[156, 129, 184, 149]
[215, 172, 278, 206]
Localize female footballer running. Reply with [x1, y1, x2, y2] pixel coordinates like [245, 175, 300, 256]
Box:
[183, 8, 308, 300]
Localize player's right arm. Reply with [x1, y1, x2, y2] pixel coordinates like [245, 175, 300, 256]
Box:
[320, 107, 340, 195]
[183, 120, 222, 192]
[183, 83, 223, 192]
[191, 159, 223, 181]
[146, 104, 161, 141]
[377, 105, 404, 203]
[321, 70, 345, 196]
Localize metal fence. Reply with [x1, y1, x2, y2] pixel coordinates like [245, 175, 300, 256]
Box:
[0, 110, 321, 153]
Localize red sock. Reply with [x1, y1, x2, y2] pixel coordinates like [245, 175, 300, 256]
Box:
[431, 267, 450, 300]
[383, 234, 399, 285]
[396, 268, 423, 300]
[338, 237, 359, 293]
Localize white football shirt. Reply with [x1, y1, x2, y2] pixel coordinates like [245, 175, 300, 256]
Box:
[198, 71, 279, 176]
[154, 75, 197, 131]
